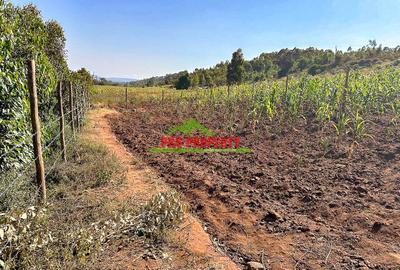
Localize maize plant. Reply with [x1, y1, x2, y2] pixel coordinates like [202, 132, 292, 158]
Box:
[333, 113, 351, 136]
[170, 67, 400, 136]
[352, 111, 371, 139]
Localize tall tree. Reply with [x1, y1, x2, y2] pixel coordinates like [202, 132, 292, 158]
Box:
[276, 49, 294, 78]
[227, 49, 244, 85]
[175, 72, 191, 90]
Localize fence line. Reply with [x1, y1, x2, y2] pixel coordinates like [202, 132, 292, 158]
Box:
[0, 59, 89, 206]
[44, 134, 75, 180]
[0, 156, 38, 199]
[0, 118, 76, 201]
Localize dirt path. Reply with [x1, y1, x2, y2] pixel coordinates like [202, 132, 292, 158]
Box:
[85, 108, 240, 270]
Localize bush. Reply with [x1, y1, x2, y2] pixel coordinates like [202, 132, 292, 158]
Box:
[308, 64, 328, 75]
[0, 2, 57, 171]
[0, 2, 93, 174]
[175, 72, 191, 90]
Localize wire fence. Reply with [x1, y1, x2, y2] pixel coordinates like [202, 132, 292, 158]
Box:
[0, 73, 90, 211]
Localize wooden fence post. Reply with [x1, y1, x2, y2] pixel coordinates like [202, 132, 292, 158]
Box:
[125, 87, 128, 109]
[79, 87, 82, 128]
[69, 82, 75, 137]
[84, 88, 87, 111]
[74, 86, 80, 132]
[83, 87, 88, 112]
[57, 81, 66, 162]
[27, 60, 46, 203]
[161, 88, 164, 106]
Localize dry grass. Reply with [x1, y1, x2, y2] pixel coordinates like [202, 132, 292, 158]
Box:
[91, 85, 197, 105]
[0, 132, 189, 269]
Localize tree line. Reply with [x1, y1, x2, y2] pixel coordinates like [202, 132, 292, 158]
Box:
[130, 40, 400, 89]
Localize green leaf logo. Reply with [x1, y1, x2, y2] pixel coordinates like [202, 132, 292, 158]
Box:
[166, 119, 215, 136]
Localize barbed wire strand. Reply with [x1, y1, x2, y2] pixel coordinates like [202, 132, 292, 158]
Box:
[28, 133, 76, 204]
[41, 107, 77, 128]
[43, 134, 75, 180]
[0, 117, 76, 198]
[39, 117, 76, 154]
[1, 90, 85, 202]
[0, 136, 35, 160]
[0, 155, 38, 198]
[0, 107, 78, 160]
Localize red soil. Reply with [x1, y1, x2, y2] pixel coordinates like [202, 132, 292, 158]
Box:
[109, 103, 400, 270]
[85, 108, 239, 270]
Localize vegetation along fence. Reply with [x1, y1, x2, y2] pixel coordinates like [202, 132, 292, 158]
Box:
[0, 60, 89, 209]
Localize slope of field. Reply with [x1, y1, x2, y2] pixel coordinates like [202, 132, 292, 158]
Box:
[108, 104, 400, 269]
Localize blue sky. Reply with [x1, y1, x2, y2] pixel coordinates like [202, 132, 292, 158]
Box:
[11, 0, 400, 79]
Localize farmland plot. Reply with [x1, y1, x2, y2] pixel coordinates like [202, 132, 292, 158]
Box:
[106, 68, 400, 269]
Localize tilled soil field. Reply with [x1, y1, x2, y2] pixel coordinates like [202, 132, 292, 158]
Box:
[108, 103, 400, 269]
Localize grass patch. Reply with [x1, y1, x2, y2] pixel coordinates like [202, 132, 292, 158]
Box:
[0, 138, 186, 269]
[46, 139, 125, 189]
[0, 169, 37, 212]
[91, 85, 196, 105]
[0, 139, 125, 269]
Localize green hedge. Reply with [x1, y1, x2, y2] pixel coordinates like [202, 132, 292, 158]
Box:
[0, 1, 65, 171]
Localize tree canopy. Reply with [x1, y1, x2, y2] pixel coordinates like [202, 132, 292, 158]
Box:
[227, 49, 245, 85]
[131, 41, 400, 89]
[175, 72, 191, 90]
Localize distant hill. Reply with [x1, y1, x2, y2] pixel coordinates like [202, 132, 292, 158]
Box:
[93, 76, 136, 85]
[106, 77, 136, 83]
[131, 41, 400, 88]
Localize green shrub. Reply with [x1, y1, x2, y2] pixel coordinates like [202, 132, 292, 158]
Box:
[0, 2, 58, 171]
[175, 72, 191, 90]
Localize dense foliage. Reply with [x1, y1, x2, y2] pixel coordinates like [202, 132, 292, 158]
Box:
[132, 41, 400, 88]
[0, 1, 92, 171]
[175, 72, 191, 90]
